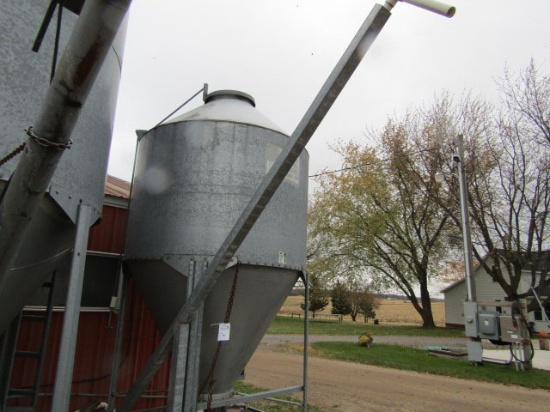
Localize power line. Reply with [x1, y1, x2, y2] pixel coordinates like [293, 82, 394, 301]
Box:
[308, 147, 437, 178]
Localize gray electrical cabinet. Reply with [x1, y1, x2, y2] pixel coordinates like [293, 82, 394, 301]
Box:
[499, 315, 517, 343]
[478, 311, 500, 340]
[464, 301, 479, 338]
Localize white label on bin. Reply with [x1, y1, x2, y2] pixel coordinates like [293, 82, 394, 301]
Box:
[218, 323, 231, 341]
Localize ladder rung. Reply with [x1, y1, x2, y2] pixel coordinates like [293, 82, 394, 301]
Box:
[5, 407, 36, 412]
[21, 314, 47, 322]
[8, 388, 35, 397]
[15, 351, 41, 358]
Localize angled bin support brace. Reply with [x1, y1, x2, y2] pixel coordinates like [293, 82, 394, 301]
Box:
[118, 3, 393, 410]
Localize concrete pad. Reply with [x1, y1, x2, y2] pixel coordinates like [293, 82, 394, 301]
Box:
[484, 341, 550, 370]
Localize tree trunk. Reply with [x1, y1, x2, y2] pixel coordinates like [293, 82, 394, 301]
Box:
[419, 309, 436, 328]
[417, 278, 436, 328]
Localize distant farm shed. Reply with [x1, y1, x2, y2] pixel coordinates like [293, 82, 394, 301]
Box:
[442, 251, 550, 333]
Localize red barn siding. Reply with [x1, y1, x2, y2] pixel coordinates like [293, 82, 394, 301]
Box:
[88, 205, 128, 254]
[8, 282, 171, 411]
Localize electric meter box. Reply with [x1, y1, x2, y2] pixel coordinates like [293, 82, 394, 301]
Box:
[499, 315, 519, 343]
[464, 302, 479, 338]
[478, 311, 499, 339]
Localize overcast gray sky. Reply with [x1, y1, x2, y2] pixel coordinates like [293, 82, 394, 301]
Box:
[109, 0, 550, 187]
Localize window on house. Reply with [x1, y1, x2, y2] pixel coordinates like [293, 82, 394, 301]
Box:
[534, 305, 550, 321]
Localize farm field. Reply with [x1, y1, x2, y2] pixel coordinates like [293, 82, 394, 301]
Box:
[279, 295, 446, 326]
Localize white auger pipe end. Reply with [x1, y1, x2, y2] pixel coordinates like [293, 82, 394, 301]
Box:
[400, 0, 456, 17]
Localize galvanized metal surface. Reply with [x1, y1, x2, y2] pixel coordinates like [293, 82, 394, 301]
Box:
[107, 274, 128, 411]
[197, 386, 304, 410]
[52, 205, 93, 411]
[184, 260, 208, 411]
[0, 0, 128, 334]
[0, 197, 74, 335]
[454, 135, 476, 302]
[126, 92, 308, 271]
[125, 90, 308, 404]
[303, 273, 309, 412]
[165, 90, 286, 134]
[167, 259, 203, 412]
[167, 262, 193, 412]
[120, 4, 391, 410]
[198, 265, 298, 395]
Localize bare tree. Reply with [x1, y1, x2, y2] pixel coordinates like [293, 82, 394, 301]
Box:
[437, 62, 550, 308]
[467, 65, 550, 306]
[500, 60, 550, 148]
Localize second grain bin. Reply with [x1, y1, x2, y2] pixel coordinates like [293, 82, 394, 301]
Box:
[124, 90, 308, 397]
[0, 0, 127, 334]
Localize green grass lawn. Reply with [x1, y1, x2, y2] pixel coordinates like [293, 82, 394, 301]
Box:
[310, 342, 550, 390]
[265, 316, 549, 391]
[268, 315, 465, 337]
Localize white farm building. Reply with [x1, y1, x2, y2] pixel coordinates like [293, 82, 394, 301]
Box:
[443, 251, 550, 333]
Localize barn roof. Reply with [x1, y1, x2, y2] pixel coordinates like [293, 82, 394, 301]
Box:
[105, 175, 130, 198]
[440, 277, 465, 293]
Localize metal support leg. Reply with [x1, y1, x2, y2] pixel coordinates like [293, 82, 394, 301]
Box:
[167, 258, 206, 412]
[167, 260, 195, 411]
[183, 259, 206, 412]
[108, 271, 129, 410]
[184, 316, 203, 411]
[168, 323, 190, 411]
[51, 204, 93, 411]
[302, 272, 309, 412]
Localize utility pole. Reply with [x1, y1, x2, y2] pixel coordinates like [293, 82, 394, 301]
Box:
[454, 134, 483, 363]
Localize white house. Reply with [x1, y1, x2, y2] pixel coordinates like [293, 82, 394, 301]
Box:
[442, 252, 550, 333]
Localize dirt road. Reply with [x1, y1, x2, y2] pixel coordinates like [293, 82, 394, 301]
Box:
[244, 348, 550, 412]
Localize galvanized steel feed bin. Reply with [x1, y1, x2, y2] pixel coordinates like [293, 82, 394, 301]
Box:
[0, 0, 126, 333]
[124, 90, 308, 396]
